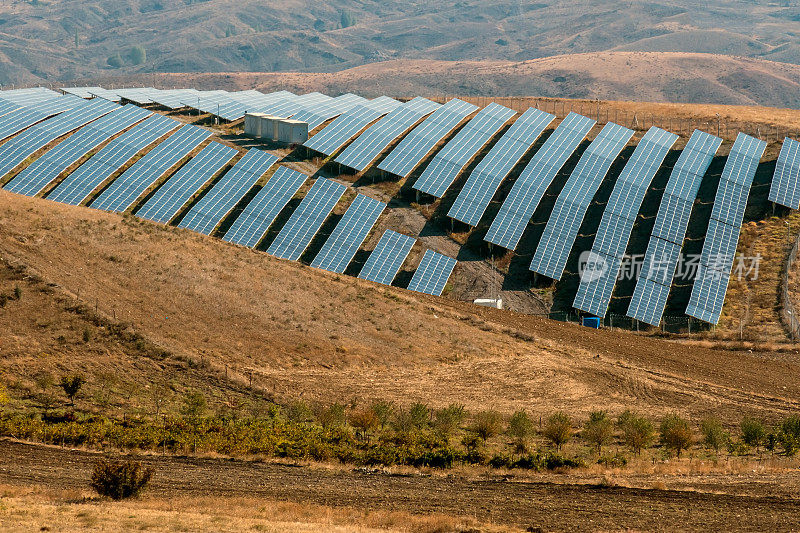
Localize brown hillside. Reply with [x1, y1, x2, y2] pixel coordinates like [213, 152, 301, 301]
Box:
[1, 191, 799, 422]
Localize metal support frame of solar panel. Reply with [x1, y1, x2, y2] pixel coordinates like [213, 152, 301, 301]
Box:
[358, 230, 416, 286]
[4, 105, 152, 197]
[311, 194, 386, 273]
[334, 97, 441, 172]
[291, 94, 369, 131]
[377, 99, 478, 179]
[46, 114, 179, 206]
[572, 127, 679, 318]
[769, 138, 800, 209]
[484, 112, 597, 250]
[90, 124, 211, 212]
[412, 103, 516, 198]
[447, 107, 556, 227]
[686, 132, 767, 324]
[302, 98, 401, 157]
[222, 166, 308, 247]
[0, 98, 119, 181]
[407, 250, 457, 296]
[265, 177, 347, 261]
[178, 149, 279, 235]
[259, 92, 332, 119]
[529, 122, 635, 280]
[136, 142, 239, 224]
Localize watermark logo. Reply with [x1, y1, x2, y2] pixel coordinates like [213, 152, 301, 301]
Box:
[578, 250, 608, 283]
[576, 251, 761, 282]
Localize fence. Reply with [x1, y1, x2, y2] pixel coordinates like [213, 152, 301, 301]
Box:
[780, 231, 800, 341]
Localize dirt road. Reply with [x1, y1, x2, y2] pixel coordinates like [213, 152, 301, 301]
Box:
[2, 439, 798, 531]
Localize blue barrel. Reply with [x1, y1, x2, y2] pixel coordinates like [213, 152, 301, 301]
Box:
[581, 316, 601, 329]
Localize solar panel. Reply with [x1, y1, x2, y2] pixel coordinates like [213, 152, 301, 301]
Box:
[0, 98, 21, 119]
[303, 98, 401, 156]
[113, 88, 156, 105]
[88, 87, 123, 102]
[377, 99, 478, 178]
[626, 130, 724, 326]
[412, 103, 516, 198]
[90, 125, 212, 212]
[292, 93, 369, 130]
[23, 94, 86, 116]
[311, 194, 386, 273]
[358, 230, 416, 285]
[61, 87, 97, 99]
[571, 127, 678, 317]
[178, 149, 279, 235]
[769, 138, 800, 209]
[46, 114, 179, 205]
[1, 87, 61, 106]
[529, 122, 634, 280]
[407, 250, 457, 296]
[485, 112, 596, 250]
[686, 132, 766, 324]
[4, 105, 152, 197]
[0, 98, 119, 180]
[222, 166, 308, 247]
[334, 97, 441, 172]
[571, 250, 622, 317]
[266, 177, 347, 260]
[0, 108, 53, 143]
[149, 89, 201, 109]
[136, 142, 239, 224]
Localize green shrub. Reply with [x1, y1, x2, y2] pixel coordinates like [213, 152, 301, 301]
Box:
[779, 415, 800, 456]
[700, 417, 729, 452]
[660, 414, 693, 457]
[59, 375, 84, 406]
[598, 453, 627, 468]
[370, 400, 394, 429]
[316, 402, 346, 429]
[507, 410, 534, 453]
[107, 53, 124, 68]
[740, 417, 766, 451]
[583, 411, 613, 455]
[543, 412, 572, 451]
[180, 390, 206, 419]
[432, 404, 465, 438]
[618, 411, 655, 455]
[90, 460, 153, 500]
[471, 410, 503, 442]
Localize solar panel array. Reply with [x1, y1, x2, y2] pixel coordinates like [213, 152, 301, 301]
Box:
[4, 104, 152, 197]
[47, 114, 178, 205]
[61, 87, 98, 99]
[686, 133, 766, 324]
[407, 250, 457, 296]
[292, 93, 368, 130]
[358, 230, 415, 285]
[302, 98, 401, 156]
[136, 142, 239, 224]
[266, 177, 347, 260]
[0, 98, 119, 180]
[485, 112, 596, 250]
[377, 98, 478, 178]
[88, 87, 123, 102]
[573, 127, 679, 317]
[1, 87, 61, 106]
[149, 89, 201, 110]
[529, 122, 635, 280]
[413, 103, 516, 198]
[90, 124, 212, 212]
[223, 166, 308, 248]
[335, 97, 441, 172]
[769, 138, 800, 209]
[311, 194, 386, 273]
[261, 92, 331, 119]
[179, 149, 279, 235]
[113, 88, 157, 105]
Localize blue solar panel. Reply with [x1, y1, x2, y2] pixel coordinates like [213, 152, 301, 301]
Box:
[311, 194, 386, 273]
[770, 138, 800, 209]
[222, 166, 308, 247]
[412, 103, 516, 198]
[303, 101, 399, 157]
[650, 193, 694, 244]
[572, 250, 622, 317]
[686, 133, 766, 324]
[377, 99, 478, 178]
[136, 142, 239, 224]
[261, 92, 332, 118]
[90, 125, 212, 212]
[0, 98, 119, 180]
[0, 99, 21, 119]
[627, 278, 673, 327]
[334, 97, 441, 172]
[4, 105, 151, 197]
[292, 93, 369, 130]
[529, 122, 634, 280]
[46, 114, 179, 205]
[179, 149, 280, 235]
[266, 177, 347, 260]
[407, 250, 457, 296]
[358, 230, 416, 286]
[0, 108, 52, 143]
[485, 112, 596, 250]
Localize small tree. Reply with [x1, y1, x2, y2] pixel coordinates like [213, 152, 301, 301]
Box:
[740, 417, 766, 452]
[129, 46, 146, 65]
[471, 410, 503, 442]
[543, 412, 572, 452]
[660, 414, 694, 457]
[91, 460, 153, 500]
[700, 417, 729, 452]
[316, 402, 346, 429]
[618, 411, 655, 455]
[583, 411, 614, 455]
[779, 415, 800, 456]
[13, 285, 21, 300]
[340, 10, 356, 28]
[370, 400, 394, 430]
[432, 403, 466, 439]
[349, 408, 378, 442]
[107, 53, 124, 68]
[180, 390, 207, 419]
[408, 402, 430, 430]
[507, 410, 534, 453]
[60, 374, 84, 406]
